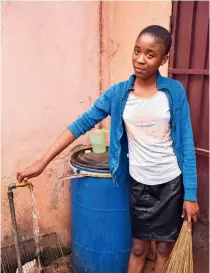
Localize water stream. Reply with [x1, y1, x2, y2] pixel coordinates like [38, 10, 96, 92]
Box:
[29, 185, 42, 272]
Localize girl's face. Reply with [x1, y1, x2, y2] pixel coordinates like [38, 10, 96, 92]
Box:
[132, 34, 168, 79]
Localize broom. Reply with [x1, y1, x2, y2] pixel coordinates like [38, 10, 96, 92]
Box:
[161, 221, 194, 273]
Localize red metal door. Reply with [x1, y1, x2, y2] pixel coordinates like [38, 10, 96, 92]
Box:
[169, 2, 209, 273]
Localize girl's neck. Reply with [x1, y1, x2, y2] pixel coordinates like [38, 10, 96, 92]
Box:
[134, 73, 157, 90]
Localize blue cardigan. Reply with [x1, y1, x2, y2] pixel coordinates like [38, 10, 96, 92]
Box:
[68, 72, 197, 201]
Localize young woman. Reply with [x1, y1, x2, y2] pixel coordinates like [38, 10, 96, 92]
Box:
[17, 25, 199, 273]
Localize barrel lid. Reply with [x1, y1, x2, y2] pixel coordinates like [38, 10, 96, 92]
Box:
[70, 147, 109, 172]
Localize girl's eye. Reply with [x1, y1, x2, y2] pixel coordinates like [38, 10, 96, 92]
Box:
[148, 53, 154, 59]
[135, 50, 140, 54]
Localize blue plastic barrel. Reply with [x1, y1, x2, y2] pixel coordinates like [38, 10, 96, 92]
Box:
[70, 147, 132, 273]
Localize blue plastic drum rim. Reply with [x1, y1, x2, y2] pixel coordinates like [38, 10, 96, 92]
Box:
[70, 147, 110, 174]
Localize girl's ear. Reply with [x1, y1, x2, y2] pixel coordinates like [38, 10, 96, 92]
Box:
[161, 55, 168, 66]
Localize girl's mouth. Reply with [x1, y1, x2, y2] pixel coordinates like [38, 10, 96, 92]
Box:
[135, 67, 146, 73]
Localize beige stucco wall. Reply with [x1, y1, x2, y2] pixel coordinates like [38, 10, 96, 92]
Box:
[1, 1, 100, 246]
[109, 1, 172, 84]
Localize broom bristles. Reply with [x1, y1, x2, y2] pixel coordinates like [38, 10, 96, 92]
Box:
[161, 221, 194, 273]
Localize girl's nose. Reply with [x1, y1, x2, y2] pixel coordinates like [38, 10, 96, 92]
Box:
[137, 54, 145, 64]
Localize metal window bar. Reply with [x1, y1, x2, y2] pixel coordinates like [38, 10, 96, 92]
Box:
[1, 233, 69, 273]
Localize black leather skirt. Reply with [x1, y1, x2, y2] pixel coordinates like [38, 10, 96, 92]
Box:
[130, 174, 184, 242]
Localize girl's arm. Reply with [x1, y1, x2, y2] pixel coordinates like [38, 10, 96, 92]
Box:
[67, 86, 114, 138]
[179, 83, 197, 201]
[17, 86, 114, 182]
[17, 129, 76, 182]
[178, 82, 199, 230]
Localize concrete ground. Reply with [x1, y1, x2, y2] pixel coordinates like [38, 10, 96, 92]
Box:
[51, 256, 156, 273]
[58, 255, 156, 273]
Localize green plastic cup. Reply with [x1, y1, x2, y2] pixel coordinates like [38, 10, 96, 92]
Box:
[87, 129, 109, 154]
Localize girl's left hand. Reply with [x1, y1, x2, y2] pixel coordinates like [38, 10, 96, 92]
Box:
[182, 201, 200, 231]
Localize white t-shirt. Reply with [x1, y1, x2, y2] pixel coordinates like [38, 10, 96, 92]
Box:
[123, 91, 181, 185]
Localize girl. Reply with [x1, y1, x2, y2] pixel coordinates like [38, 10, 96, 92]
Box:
[17, 25, 199, 273]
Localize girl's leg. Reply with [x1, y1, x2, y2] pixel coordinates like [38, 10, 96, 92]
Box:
[127, 238, 151, 273]
[155, 241, 175, 273]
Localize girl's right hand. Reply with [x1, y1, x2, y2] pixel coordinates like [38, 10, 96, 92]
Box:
[16, 159, 46, 182]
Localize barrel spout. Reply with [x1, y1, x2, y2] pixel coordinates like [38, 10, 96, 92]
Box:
[16, 180, 33, 189]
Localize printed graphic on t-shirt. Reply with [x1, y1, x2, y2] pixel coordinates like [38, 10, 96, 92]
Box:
[123, 92, 171, 143]
[125, 112, 170, 142]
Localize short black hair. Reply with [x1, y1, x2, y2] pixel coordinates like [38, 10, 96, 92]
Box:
[138, 25, 172, 55]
